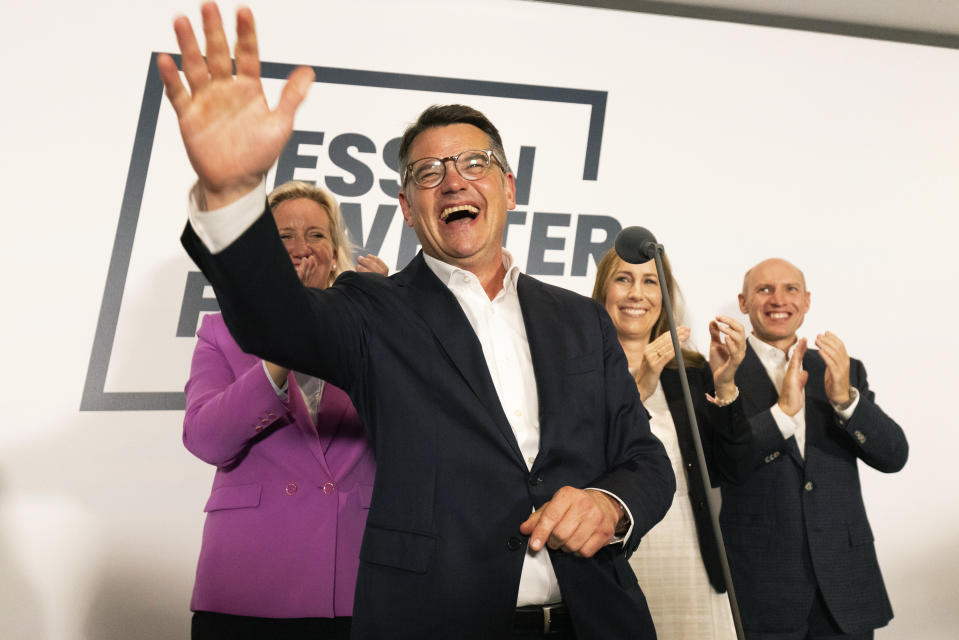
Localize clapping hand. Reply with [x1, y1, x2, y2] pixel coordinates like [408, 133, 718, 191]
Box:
[778, 338, 808, 416]
[635, 326, 690, 401]
[709, 315, 746, 398]
[356, 254, 389, 275]
[295, 256, 327, 289]
[816, 331, 851, 406]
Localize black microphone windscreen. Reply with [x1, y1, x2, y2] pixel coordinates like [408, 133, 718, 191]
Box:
[614, 226, 658, 264]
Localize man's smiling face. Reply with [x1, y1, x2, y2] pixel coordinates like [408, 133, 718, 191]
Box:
[739, 258, 810, 351]
[398, 123, 515, 274]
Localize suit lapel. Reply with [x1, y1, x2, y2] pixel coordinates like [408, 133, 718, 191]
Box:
[286, 377, 336, 478]
[397, 253, 525, 466]
[314, 383, 349, 455]
[801, 350, 830, 453]
[660, 367, 695, 455]
[517, 275, 566, 458]
[738, 344, 779, 413]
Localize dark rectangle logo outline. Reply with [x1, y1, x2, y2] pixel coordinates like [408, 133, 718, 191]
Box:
[81, 53, 608, 411]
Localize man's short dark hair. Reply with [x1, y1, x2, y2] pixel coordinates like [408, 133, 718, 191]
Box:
[398, 104, 513, 187]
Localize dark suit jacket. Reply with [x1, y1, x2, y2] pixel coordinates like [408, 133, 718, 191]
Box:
[182, 210, 675, 640]
[716, 343, 907, 639]
[660, 364, 750, 593]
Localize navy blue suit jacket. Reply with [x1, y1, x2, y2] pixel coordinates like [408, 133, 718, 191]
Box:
[182, 209, 675, 639]
[717, 343, 907, 638]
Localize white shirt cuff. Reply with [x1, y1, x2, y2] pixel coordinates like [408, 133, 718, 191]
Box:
[586, 488, 634, 547]
[770, 403, 800, 441]
[831, 387, 860, 419]
[188, 178, 268, 254]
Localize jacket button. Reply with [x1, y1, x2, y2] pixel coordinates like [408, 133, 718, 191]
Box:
[506, 536, 524, 551]
[322, 482, 336, 495]
[285, 482, 298, 496]
[528, 474, 544, 486]
[804, 481, 814, 492]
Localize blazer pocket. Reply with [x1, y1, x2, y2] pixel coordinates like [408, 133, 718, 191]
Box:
[360, 525, 436, 574]
[204, 483, 262, 512]
[847, 521, 875, 547]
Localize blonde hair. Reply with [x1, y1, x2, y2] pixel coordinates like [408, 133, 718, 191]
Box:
[592, 247, 705, 369]
[268, 180, 355, 287]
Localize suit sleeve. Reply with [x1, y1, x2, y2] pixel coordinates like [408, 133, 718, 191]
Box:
[838, 358, 908, 473]
[713, 401, 792, 473]
[700, 365, 753, 485]
[181, 207, 369, 392]
[590, 307, 675, 551]
[182, 314, 294, 467]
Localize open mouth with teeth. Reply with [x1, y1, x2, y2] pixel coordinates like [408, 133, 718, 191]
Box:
[440, 204, 479, 223]
[620, 307, 648, 317]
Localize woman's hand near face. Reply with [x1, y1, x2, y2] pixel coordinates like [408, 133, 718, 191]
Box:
[296, 255, 328, 289]
[709, 315, 746, 398]
[636, 326, 691, 401]
[356, 254, 389, 276]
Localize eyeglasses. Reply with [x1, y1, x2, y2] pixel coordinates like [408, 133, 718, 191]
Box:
[404, 149, 503, 188]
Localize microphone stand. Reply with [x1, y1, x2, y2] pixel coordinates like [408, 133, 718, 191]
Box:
[648, 242, 746, 640]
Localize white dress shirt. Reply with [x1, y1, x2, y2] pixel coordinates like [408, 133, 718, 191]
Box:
[422, 252, 563, 606]
[747, 334, 859, 458]
[188, 179, 632, 606]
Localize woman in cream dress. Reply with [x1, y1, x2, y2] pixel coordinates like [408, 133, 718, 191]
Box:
[593, 247, 750, 639]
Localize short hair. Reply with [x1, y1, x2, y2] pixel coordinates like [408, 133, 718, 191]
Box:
[397, 104, 513, 188]
[591, 247, 705, 369]
[268, 180, 355, 286]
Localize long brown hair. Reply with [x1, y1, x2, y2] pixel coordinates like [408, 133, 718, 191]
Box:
[592, 247, 705, 369]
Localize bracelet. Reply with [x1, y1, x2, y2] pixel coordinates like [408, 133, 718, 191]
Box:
[707, 387, 740, 407]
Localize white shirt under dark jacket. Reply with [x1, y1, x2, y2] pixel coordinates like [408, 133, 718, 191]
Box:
[747, 334, 859, 458]
[188, 179, 633, 607]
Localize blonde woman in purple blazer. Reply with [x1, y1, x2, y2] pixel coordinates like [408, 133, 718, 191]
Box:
[184, 181, 384, 640]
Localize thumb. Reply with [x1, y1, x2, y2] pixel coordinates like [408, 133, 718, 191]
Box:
[275, 66, 315, 124]
[520, 509, 542, 535]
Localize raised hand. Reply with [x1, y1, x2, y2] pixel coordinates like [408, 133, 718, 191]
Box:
[709, 315, 746, 396]
[156, 3, 315, 209]
[816, 331, 851, 406]
[519, 487, 622, 558]
[778, 337, 808, 416]
[635, 326, 690, 401]
[356, 254, 389, 276]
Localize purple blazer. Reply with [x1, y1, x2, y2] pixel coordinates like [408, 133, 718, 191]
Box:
[183, 313, 375, 618]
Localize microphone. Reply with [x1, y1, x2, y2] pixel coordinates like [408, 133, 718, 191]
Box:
[610, 224, 747, 639]
[614, 226, 661, 264]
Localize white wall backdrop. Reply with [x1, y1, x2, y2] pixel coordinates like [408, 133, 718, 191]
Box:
[2, 1, 956, 638]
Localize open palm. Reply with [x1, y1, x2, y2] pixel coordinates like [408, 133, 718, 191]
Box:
[156, 3, 314, 207]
